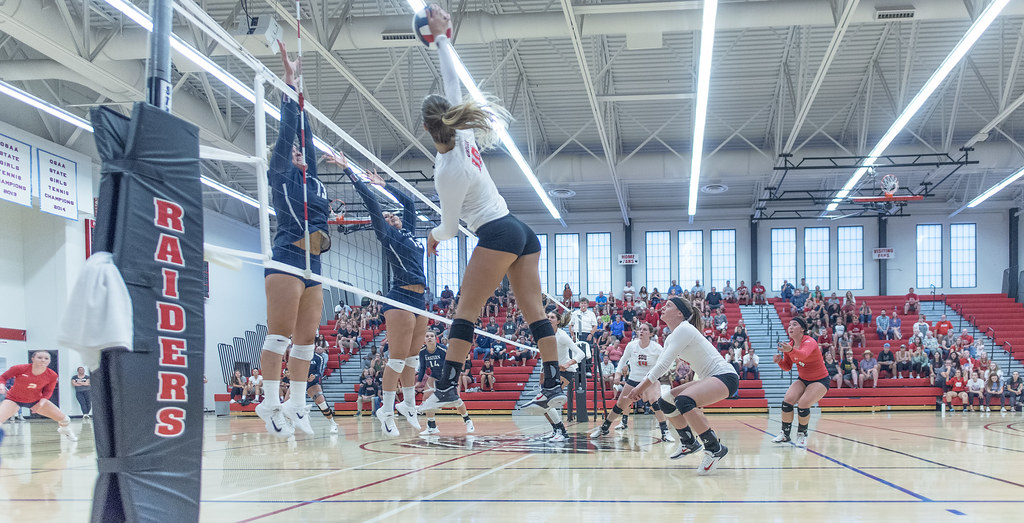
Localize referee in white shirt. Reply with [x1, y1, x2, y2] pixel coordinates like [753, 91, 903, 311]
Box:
[570, 297, 599, 344]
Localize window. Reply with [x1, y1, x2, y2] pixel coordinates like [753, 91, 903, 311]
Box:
[916, 224, 943, 289]
[434, 238, 460, 293]
[837, 226, 863, 290]
[465, 235, 478, 265]
[537, 234, 548, 295]
[555, 233, 580, 298]
[645, 231, 671, 293]
[803, 227, 830, 291]
[710, 229, 736, 290]
[678, 230, 703, 289]
[770, 228, 797, 292]
[587, 232, 612, 295]
[950, 223, 976, 288]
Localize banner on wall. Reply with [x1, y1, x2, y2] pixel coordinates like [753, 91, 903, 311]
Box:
[38, 148, 78, 220]
[0, 132, 32, 207]
[872, 247, 894, 260]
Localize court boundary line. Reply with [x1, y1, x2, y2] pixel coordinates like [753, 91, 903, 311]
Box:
[827, 418, 1024, 453]
[211, 454, 409, 501]
[11, 498, 1024, 505]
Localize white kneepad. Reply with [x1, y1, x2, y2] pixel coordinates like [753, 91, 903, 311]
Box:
[405, 356, 419, 373]
[386, 358, 406, 373]
[291, 343, 314, 360]
[263, 334, 290, 355]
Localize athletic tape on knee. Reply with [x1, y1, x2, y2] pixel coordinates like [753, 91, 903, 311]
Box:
[262, 334, 290, 355]
[612, 405, 624, 415]
[405, 356, 419, 372]
[449, 318, 475, 343]
[291, 343, 314, 360]
[781, 401, 795, 413]
[529, 319, 556, 341]
[674, 395, 697, 415]
[798, 407, 811, 418]
[386, 358, 406, 373]
[658, 398, 680, 417]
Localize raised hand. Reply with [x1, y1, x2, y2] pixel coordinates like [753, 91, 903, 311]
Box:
[278, 40, 301, 86]
[324, 152, 348, 169]
[364, 169, 386, 187]
[426, 3, 451, 37]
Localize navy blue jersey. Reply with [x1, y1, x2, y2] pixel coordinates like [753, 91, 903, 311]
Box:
[310, 352, 327, 379]
[417, 345, 448, 382]
[351, 173, 426, 288]
[269, 91, 330, 250]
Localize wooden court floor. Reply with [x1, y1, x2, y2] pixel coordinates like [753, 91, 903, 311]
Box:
[2, 410, 1022, 521]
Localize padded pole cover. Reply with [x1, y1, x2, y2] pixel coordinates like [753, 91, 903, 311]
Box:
[89, 103, 204, 522]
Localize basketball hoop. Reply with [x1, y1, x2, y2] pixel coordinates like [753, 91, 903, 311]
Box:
[880, 174, 899, 198]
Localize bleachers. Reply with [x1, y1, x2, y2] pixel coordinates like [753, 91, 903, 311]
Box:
[946, 294, 1024, 364]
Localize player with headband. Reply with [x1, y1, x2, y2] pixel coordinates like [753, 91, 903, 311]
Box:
[771, 316, 828, 447]
[253, 41, 331, 438]
[522, 311, 585, 442]
[624, 297, 739, 475]
[331, 156, 428, 437]
[416, 5, 566, 416]
[416, 331, 475, 435]
[590, 322, 675, 443]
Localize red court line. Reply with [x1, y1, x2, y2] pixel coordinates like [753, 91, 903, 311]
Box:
[828, 418, 1024, 453]
[236, 447, 494, 522]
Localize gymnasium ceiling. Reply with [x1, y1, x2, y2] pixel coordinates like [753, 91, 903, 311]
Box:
[2, 0, 1024, 226]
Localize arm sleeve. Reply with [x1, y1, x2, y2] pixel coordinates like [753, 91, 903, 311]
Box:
[0, 365, 20, 382]
[389, 182, 420, 231]
[778, 352, 794, 372]
[430, 177, 469, 241]
[350, 171, 389, 242]
[417, 352, 426, 382]
[790, 337, 819, 363]
[436, 36, 463, 106]
[269, 93, 298, 175]
[615, 344, 633, 374]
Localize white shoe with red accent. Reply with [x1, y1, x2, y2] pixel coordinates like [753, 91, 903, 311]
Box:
[696, 444, 728, 475]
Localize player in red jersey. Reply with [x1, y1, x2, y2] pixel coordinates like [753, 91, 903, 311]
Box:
[771, 317, 828, 448]
[0, 351, 77, 441]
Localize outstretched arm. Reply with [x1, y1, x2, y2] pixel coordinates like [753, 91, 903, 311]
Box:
[428, 5, 461, 106]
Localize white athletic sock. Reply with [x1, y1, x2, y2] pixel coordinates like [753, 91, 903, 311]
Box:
[59, 416, 71, 426]
[382, 391, 396, 412]
[264, 380, 281, 406]
[402, 387, 417, 407]
[286, 388, 306, 408]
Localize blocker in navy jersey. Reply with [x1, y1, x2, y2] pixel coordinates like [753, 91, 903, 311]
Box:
[265, 89, 330, 280]
[418, 345, 448, 382]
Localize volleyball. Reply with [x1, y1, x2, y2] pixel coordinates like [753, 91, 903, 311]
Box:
[412, 7, 450, 47]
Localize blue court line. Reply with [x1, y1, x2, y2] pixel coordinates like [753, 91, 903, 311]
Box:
[741, 422, 932, 502]
[948, 509, 967, 516]
[812, 427, 1024, 490]
[9, 499, 1024, 505]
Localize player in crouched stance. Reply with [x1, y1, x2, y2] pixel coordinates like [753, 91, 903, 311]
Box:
[623, 298, 738, 475]
[0, 351, 77, 442]
[416, 331, 475, 435]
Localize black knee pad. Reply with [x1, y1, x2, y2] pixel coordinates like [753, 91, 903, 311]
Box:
[798, 407, 811, 418]
[612, 405, 623, 415]
[781, 401, 795, 413]
[674, 395, 697, 415]
[449, 318, 475, 343]
[658, 398, 677, 415]
[651, 401, 662, 412]
[529, 319, 556, 342]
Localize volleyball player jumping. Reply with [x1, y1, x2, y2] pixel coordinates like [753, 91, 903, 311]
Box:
[417, 331, 475, 435]
[254, 41, 331, 438]
[771, 317, 828, 447]
[0, 351, 77, 442]
[590, 323, 674, 442]
[625, 298, 738, 475]
[416, 5, 566, 415]
[334, 157, 428, 437]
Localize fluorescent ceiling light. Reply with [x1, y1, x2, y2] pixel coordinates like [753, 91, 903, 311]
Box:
[956, 166, 1024, 214]
[688, 0, 717, 217]
[0, 80, 93, 132]
[201, 175, 276, 215]
[826, 0, 1010, 212]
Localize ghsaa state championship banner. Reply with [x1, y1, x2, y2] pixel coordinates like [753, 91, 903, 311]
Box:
[89, 102, 204, 523]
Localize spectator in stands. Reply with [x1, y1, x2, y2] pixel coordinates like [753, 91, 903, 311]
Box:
[841, 297, 857, 325]
[599, 354, 615, 389]
[858, 301, 872, 326]
[780, 280, 794, 301]
[357, 368, 379, 416]
[731, 324, 751, 352]
[903, 287, 919, 315]
[458, 356, 475, 393]
[752, 281, 766, 305]
[610, 314, 626, 340]
[691, 280, 705, 299]
[1005, 371, 1022, 411]
[479, 358, 496, 391]
[911, 347, 931, 380]
[935, 358, 954, 389]
[969, 339, 984, 359]
[958, 329, 974, 347]
[847, 319, 866, 348]
[608, 342, 624, 367]
[889, 310, 903, 340]
[489, 340, 508, 363]
[840, 351, 859, 388]
[912, 315, 930, 339]
[824, 352, 842, 388]
[836, 329, 853, 355]
[667, 280, 683, 296]
[983, 361, 1002, 382]
[723, 347, 740, 375]
[797, 278, 809, 294]
[713, 308, 728, 333]
[923, 330, 940, 358]
[439, 285, 454, 310]
[623, 280, 636, 302]
[247, 369, 264, 402]
[229, 370, 246, 403]
[789, 288, 807, 313]
[701, 286, 721, 311]
[811, 286, 824, 302]
[722, 281, 736, 303]
[859, 350, 880, 388]
[650, 288, 663, 307]
[336, 319, 360, 353]
[562, 283, 574, 304]
[825, 299, 842, 328]
[741, 347, 760, 380]
[983, 372, 1004, 412]
[484, 292, 500, 317]
[895, 344, 911, 378]
[637, 286, 649, 304]
[737, 281, 750, 305]
[944, 369, 968, 411]
[595, 291, 608, 306]
[875, 309, 892, 340]
[473, 331, 492, 360]
[818, 326, 835, 361]
[877, 343, 896, 378]
[622, 303, 638, 326]
[934, 314, 953, 340]
[966, 371, 986, 411]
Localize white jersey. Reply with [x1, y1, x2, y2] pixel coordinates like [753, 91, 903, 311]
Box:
[646, 321, 736, 383]
[430, 35, 509, 241]
[617, 338, 664, 380]
[555, 329, 585, 373]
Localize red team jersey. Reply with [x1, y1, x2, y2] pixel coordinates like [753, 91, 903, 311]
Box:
[778, 335, 829, 381]
[1, 364, 58, 403]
